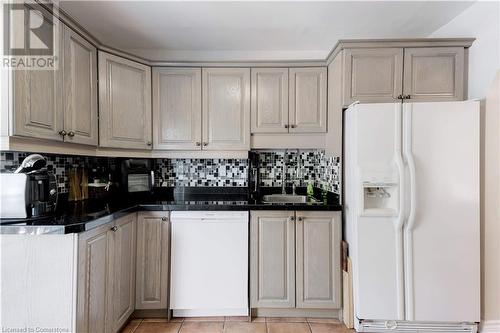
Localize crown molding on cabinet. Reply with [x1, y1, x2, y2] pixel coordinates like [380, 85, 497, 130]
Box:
[36, 1, 475, 68]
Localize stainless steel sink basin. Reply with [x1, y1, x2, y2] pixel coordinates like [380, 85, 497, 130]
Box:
[262, 194, 317, 204]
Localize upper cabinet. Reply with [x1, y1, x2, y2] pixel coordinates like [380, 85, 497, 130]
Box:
[63, 26, 98, 146]
[342, 46, 466, 106]
[98, 51, 152, 149]
[289, 68, 327, 133]
[12, 16, 97, 145]
[343, 48, 403, 105]
[12, 9, 63, 142]
[251, 68, 289, 133]
[202, 68, 250, 150]
[153, 68, 202, 150]
[251, 67, 327, 135]
[403, 47, 465, 102]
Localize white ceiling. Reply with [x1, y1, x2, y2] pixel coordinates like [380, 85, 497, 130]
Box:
[60, 1, 475, 62]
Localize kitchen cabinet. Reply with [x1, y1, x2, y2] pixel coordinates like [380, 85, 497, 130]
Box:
[295, 211, 341, 309]
[343, 48, 404, 105]
[403, 47, 464, 102]
[342, 47, 465, 105]
[251, 68, 289, 133]
[98, 51, 152, 149]
[202, 68, 250, 150]
[250, 210, 341, 310]
[250, 210, 295, 308]
[12, 18, 97, 145]
[62, 25, 98, 145]
[77, 223, 110, 333]
[289, 68, 327, 133]
[153, 68, 202, 150]
[12, 8, 63, 142]
[135, 211, 169, 309]
[107, 213, 137, 332]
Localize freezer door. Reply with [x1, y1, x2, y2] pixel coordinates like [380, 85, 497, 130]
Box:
[345, 103, 406, 321]
[402, 101, 480, 322]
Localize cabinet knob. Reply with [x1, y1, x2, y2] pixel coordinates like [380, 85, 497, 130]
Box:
[67, 131, 75, 137]
[404, 94, 411, 100]
[58, 130, 67, 137]
[397, 94, 403, 100]
[146, 141, 152, 146]
[284, 124, 289, 129]
[203, 142, 208, 147]
[161, 217, 167, 222]
[290, 125, 297, 129]
[289, 216, 295, 222]
[195, 142, 201, 146]
[110, 226, 118, 232]
[297, 217, 303, 222]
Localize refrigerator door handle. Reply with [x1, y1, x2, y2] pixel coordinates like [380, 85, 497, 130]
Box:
[403, 103, 417, 321]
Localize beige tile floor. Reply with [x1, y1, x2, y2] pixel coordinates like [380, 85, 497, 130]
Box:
[121, 317, 355, 333]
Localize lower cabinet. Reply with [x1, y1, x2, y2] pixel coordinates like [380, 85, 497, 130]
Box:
[135, 211, 170, 309]
[250, 210, 341, 310]
[76, 213, 137, 333]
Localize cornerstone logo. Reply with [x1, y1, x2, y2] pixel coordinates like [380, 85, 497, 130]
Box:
[2, 0, 59, 70]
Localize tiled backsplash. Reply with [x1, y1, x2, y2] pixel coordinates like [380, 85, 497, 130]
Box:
[154, 158, 248, 187]
[0, 150, 340, 194]
[254, 150, 340, 194]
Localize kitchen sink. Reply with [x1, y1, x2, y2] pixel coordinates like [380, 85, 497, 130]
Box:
[262, 194, 318, 204]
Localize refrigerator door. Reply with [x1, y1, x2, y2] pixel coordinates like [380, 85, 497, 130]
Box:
[402, 101, 480, 322]
[345, 103, 406, 321]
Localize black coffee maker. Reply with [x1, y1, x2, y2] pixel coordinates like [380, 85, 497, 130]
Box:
[15, 154, 58, 217]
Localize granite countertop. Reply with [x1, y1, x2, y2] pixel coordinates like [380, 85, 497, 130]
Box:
[0, 187, 342, 235]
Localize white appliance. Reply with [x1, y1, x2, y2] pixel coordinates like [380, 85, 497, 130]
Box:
[344, 101, 480, 332]
[0, 173, 28, 218]
[170, 211, 249, 317]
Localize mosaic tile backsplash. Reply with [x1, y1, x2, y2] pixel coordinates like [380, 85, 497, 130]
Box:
[254, 150, 341, 194]
[0, 150, 340, 194]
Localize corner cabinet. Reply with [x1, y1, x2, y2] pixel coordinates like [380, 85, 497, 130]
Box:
[250, 210, 341, 310]
[153, 68, 202, 150]
[135, 211, 170, 309]
[342, 46, 466, 106]
[98, 51, 152, 149]
[202, 68, 250, 150]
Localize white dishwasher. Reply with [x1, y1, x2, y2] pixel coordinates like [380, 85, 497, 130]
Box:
[170, 211, 248, 317]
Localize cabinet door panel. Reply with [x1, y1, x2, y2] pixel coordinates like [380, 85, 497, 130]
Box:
[202, 68, 250, 150]
[343, 48, 403, 105]
[136, 212, 169, 309]
[153, 68, 202, 150]
[250, 211, 295, 308]
[99, 51, 151, 149]
[63, 25, 97, 146]
[296, 211, 341, 309]
[289, 68, 327, 133]
[108, 214, 136, 332]
[251, 68, 289, 133]
[403, 47, 464, 102]
[12, 9, 63, 141]
[77, 223, 110, 333]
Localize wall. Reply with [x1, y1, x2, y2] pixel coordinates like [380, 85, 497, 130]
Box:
[430, 2, 500, 330]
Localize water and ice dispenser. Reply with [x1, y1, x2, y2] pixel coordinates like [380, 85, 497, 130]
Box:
[361, 182, 398, 215]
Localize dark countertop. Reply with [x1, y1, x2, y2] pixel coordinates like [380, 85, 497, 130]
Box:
[0, 187, 342, 234]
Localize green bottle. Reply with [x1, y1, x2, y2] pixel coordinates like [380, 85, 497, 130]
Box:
[307, 182, 314, 198]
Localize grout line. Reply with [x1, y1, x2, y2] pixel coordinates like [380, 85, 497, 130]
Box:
[177, 319, 184, 333]
[130, 319, 142, 333]
[306, 321, 313, 333]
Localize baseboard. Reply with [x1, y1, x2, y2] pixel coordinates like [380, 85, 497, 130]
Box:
[480, 320, 500, 332]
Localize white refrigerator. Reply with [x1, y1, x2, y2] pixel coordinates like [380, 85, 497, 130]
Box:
[344, 101, 480, 332]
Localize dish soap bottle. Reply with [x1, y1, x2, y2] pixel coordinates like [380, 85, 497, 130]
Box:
[307, 182, 314, 198]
